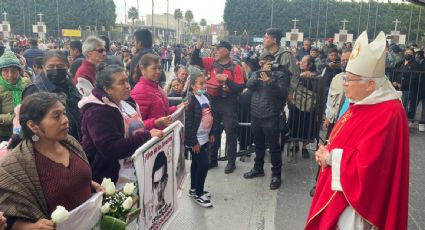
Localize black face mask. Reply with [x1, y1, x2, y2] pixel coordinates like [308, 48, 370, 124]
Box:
[46, 69, 67, 85]
[404, 54, 414, 61]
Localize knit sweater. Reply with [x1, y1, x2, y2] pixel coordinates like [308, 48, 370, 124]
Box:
[35, 149, 92, 215]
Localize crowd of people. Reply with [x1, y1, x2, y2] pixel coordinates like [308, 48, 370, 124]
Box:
[0, 24, 418, 229]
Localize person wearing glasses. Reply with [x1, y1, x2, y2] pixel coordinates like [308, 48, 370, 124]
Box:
[23, 51, 82, 140]
[74, 36, 107, 96]
[307, 31, 408, 230]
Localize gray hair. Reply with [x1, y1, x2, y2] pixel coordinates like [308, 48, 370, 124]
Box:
[82, 36, 105, 56]
[95, 63, 125, 90]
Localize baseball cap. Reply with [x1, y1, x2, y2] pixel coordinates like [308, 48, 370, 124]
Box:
[213, 41, 232, 51]
[259, 51, 275, 60]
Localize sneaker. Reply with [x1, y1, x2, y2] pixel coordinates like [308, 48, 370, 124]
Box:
[224, 163, 236, 174]
[193, 194, 213, 208]
[419, 124, 425, 132]
[189, 189, 211, 198]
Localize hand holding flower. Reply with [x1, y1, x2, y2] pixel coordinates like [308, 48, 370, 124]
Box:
[51, 206, 70, 224]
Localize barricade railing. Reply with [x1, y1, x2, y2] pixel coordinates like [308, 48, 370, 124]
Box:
[385, 68, 425, 123]
[285, 76, 325, 162]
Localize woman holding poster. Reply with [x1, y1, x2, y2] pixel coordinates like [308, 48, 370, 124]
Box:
[131, 54, 187, 131]
[79, 63, 163, 186]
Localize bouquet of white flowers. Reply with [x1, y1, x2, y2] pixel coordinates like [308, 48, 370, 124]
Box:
[99, 178, 140, 230]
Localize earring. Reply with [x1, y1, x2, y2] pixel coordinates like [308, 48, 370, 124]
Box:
[31, 134, 39, 142]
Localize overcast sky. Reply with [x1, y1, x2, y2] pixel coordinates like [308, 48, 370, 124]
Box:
[113, 0, 410, 25]
[113, 0, 227, 25]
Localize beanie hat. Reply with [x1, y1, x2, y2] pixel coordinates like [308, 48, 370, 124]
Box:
[0, 49, 22, 70]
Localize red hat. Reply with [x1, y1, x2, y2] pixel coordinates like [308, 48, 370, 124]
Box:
[327, 38, 334, 43]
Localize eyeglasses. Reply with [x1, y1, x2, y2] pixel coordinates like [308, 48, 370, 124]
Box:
[92, 48, 106, 53]
[342, 75, 365, 84]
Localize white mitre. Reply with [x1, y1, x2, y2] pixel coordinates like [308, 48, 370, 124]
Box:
[347, 31, 402, 104]
[346, 31, 386, 78]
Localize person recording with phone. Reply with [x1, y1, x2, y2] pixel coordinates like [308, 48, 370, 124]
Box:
[243, 52, 290, 190]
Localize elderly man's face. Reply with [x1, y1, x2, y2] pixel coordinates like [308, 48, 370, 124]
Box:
[214, 47, 229, 61]
[88, 45, 106, 64]
[343, 72, 375, 101]
[303, 40, 311, 50]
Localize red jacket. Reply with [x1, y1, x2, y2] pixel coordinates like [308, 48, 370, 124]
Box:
[131, 78, 177, 130]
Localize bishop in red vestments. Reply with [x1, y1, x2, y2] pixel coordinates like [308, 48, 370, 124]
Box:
[306, 31, 409, 230]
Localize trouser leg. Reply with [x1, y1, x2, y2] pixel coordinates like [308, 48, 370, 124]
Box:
[194, 144, 209, 195]
[190, 150, 198, 190]
[263, 123, 282, 177]
[221, 105, 239, 164]
[252, 119, 265, 171]
[209, 121, 223, 164]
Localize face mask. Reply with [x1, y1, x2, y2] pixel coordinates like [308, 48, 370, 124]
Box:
[46, 69, 67, 85]
[404, 54, 414, 61]
[196, 89, 207, 95]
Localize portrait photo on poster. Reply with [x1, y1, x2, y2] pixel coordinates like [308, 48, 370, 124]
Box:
[143, 133, 175, 230]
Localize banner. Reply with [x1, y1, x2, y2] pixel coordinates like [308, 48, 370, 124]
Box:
[171, 106, 187, 191]
[62, 29, 82, 37]
[133, 121, 183, 230]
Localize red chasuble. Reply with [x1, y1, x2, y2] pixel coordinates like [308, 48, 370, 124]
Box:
[306, 99, 409, 230]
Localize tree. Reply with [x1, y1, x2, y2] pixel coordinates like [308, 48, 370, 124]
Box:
[3, 0, 116, 36]
[200, 18, 207, 34]
[184, 9, 194, 37]
[223, 0, 425, 43]
[128, 6, 138, 33]
[174, 8, 183, 43]
[128, 7, 139, 25]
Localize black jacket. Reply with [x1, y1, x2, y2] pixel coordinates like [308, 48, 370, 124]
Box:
[246, 71, 290, 119]
[184, 93, 216, 147]
[395, 60, 421, 92]
[22, 73, 82, 141]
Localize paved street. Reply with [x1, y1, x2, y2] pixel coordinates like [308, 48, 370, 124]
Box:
[170, 129, 425, 229]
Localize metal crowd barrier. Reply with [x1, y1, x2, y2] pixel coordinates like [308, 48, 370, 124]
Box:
[385, 68, 425, 123]
[286, 77, 325, 162]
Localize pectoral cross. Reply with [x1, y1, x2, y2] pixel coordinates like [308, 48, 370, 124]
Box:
[292, 18, 300, 29]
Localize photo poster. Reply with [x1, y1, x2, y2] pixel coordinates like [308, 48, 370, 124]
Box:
[133, 121, 183, 230]
[171, 106, 187, 192]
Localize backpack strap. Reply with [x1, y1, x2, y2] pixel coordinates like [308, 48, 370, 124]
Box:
[212, 61, 236, 81]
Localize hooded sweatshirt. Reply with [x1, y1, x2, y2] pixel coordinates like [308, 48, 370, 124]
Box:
[79, 88, 151, 183]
